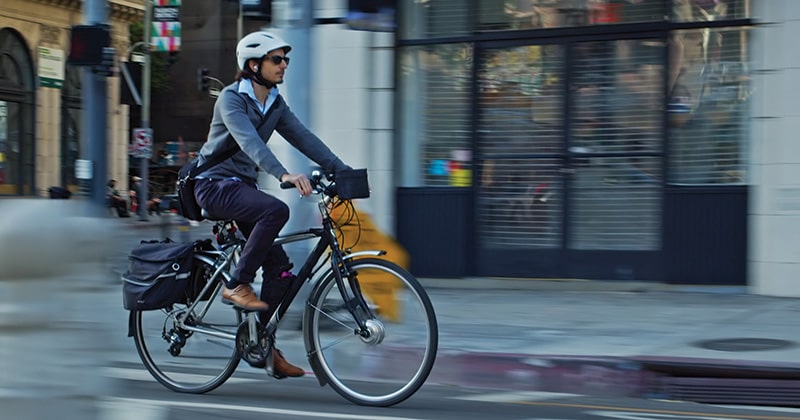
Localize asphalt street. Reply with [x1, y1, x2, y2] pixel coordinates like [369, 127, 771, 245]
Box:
[2, 201, 800, 419]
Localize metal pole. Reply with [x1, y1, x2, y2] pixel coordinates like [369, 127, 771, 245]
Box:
[82, 0, 108, 214]
[272, 0, 312, 270]
[139, 0, 153, 221]
[237, 0, 243, 40]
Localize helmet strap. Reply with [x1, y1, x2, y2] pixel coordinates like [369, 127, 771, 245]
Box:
[246, 59, 276, 88]
[251, 72, 276, 89]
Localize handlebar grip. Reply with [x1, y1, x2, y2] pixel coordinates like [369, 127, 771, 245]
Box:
[279, 181, 294, 189]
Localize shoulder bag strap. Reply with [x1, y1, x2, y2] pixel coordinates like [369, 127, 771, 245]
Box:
[190, 94, 283, 176]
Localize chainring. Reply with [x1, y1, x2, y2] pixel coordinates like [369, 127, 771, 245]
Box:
[235, 320, 271, 366]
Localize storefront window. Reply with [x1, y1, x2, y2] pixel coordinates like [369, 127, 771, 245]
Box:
[672, 0, 749, 22]
[477, 0, 749, 31]
[398, 44, 473, 187]
[478, 0, 668, 30]
[668, 27, 751, 184]
[398, 0, 470, 40]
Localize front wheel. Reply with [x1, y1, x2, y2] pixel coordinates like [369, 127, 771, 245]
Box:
[303, 258, 438, 406]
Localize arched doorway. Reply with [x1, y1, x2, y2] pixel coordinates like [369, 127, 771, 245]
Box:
[0, 28, 35, 195]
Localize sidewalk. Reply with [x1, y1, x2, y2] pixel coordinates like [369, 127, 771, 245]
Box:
[421, 279, 800, 407]
[105, 215, 800, 407]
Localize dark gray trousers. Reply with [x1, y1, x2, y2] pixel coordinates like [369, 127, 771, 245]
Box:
[194, 178, 291, 286]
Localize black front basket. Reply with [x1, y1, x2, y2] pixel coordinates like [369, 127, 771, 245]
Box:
[336, 168, 370, 200]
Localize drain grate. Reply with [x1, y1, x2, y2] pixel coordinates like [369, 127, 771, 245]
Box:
[693, 338, 795, 352]
[658, 377, 800, 407]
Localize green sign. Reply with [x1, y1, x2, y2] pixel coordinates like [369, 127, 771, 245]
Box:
[38, 47, 64, 89]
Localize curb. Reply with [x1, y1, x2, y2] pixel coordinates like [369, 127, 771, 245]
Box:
[429, 351, 800, 407]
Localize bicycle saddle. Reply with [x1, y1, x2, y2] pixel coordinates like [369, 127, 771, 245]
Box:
[201, 208, 225, 221]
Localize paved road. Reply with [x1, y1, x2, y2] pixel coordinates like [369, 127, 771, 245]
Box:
[2, 200, 800, 419]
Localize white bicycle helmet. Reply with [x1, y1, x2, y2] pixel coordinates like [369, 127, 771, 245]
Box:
[236, 31, 292, 71]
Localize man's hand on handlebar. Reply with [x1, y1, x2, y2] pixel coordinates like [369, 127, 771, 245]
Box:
[280, 173, 313, 197]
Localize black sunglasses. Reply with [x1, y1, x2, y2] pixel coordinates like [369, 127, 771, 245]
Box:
[264, 55, 290, 65]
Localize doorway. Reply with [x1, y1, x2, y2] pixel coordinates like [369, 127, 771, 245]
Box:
[0, 28, 35, 196]
[475, 36, 666, 280]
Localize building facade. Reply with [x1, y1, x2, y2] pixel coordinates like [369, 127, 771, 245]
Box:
[0, 0, 142, 197]
[6, 0, 796, 296]
[394, 0, 757, 285]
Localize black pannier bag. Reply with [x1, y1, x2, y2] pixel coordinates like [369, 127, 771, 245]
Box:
[184, 239, 217, 303]
[122, 239, 195, 311]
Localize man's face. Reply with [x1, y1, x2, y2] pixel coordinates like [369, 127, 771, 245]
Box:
[257, 49, 289, 85]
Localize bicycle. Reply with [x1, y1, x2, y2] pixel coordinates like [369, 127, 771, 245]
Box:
[128, 171, 439, 407]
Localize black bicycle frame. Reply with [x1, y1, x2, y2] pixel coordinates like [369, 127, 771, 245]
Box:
[264, 213, 374, 336]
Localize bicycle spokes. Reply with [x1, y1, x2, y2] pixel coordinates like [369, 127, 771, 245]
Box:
[304, 258, 438, 407]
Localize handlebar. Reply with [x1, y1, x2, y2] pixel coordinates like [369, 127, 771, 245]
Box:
[279, 170, 338, 197]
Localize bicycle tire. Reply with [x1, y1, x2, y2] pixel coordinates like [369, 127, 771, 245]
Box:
[131, 257, 242, 393]
[303, 258, 438, 406]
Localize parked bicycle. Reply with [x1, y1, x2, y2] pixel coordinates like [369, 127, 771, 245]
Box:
[127, 170, 439, 407]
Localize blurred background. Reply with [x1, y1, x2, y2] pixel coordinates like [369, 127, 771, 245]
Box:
[2, 0, 800, 418]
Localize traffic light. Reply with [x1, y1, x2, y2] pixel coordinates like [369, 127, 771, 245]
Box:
[67, 25, 110, 66]
[198, 67, 209, 91]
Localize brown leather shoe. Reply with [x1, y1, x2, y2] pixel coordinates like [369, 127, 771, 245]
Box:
[222, 283, 268, 310]
[273, 348, 304, 378]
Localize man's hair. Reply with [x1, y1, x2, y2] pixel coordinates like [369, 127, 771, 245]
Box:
[234, 62, 257, 82]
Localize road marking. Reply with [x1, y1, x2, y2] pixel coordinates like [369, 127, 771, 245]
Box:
[455, 391, 581, 402]
[99, 398, 167, 420]
[103, 397, 428, 420]
[518, 402, 800, 420]
[103, 366, 261, 384]
[712, 406, 800, 415]
[588, 410, 750, 420]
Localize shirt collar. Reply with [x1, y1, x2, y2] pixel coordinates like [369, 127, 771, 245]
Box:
[238, 79, 279, 114]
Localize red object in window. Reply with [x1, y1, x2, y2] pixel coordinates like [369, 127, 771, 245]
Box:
[592, 3, 621, 24]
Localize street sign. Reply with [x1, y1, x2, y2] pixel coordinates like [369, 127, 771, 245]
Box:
[38, 47, 65, 88]
[75, 159, 93, 180]
[131, 128, 153, 158]
[152, 1, 181, 52]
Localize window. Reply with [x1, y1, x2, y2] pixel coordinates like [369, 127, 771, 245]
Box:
[398, 0, 470, 40]
[478, 0, 668, 31]
[668, 27, 751, 185]
[672, 0, 749, 22]
[398, 44, 473, 187]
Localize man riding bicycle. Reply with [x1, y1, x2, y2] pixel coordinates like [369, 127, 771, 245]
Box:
[193, 31, 351, 378]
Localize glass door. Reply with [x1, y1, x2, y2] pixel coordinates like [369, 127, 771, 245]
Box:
[476, 42, 567, 276]
[567, 39, 664, 252]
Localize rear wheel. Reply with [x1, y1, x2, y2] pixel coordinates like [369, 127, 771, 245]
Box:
[303, 258, 438, 406]
[131, 258, 241, 393]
